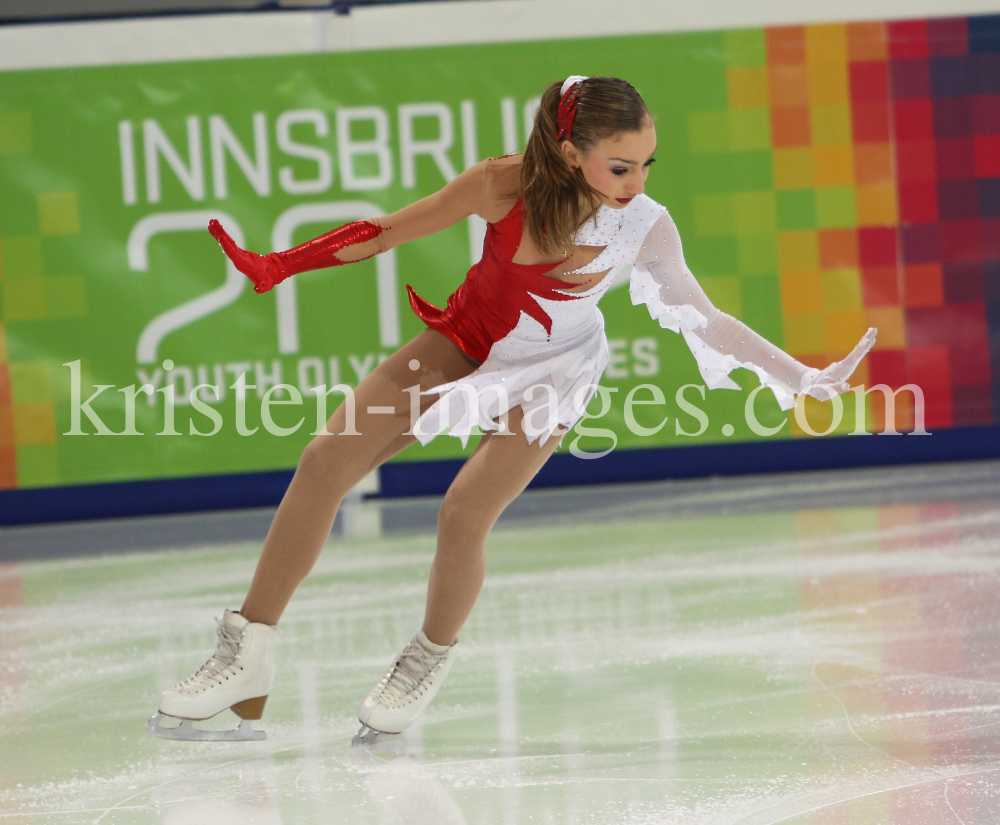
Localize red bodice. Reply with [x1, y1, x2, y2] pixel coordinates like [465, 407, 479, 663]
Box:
[406, 200, 582, 363]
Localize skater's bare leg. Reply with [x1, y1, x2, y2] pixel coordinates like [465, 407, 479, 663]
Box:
[422, 408, 564, 645]
[240, 330, 478, 626]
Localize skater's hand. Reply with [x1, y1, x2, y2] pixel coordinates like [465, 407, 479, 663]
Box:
[801, 327, 878, 401]
[209, 219, 283, 294]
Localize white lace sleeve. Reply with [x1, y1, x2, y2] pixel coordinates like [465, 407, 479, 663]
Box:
[629, 212, 874, 411]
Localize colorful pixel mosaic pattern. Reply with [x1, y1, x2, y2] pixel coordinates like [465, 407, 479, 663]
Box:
[695, 15, 1000, 433]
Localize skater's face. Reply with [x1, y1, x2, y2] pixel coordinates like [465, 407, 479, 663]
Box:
[562, 117, 657, 210]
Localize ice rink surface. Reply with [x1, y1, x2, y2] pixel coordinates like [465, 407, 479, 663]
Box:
[2, 459, 1000, 824]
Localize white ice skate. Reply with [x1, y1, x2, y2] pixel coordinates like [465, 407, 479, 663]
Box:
[147, 609, 276, 742]
[353, 631, 458, 746]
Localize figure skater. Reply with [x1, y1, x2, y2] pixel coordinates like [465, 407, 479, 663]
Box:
[147, 75, 876, 744]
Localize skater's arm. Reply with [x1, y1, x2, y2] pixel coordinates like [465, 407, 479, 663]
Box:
[632, 212, 876, 405]
[209, 161, 490, 294]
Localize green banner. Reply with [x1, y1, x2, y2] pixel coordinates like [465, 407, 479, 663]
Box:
[1, 30, 873, 490]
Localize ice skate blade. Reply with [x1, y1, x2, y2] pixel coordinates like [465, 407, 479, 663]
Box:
[352, 724, 398, 747]
[146, 712, 266, 742]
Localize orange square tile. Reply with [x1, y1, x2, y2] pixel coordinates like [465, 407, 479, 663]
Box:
[771, 106, 811, 147]
[773, 147, 814, 189]
[806, 24, 848, 64]
[808, 61, 850, 105]
[728, 66, 769, 109]
[823, 309, 868, 351]
[864, 306, 906, 348]
[813, 144, 855, 187]
[0, 446, 16, 488]
[847, 22, 888, 62]
[768, 64, 810, 107]
[0, 403, 14, 448]
[904, 264, 944, 306]
[779, 230, 820, 271]
[819, 228, 859, 268]
[780, 269, 824, 313]
[767, 26, 807, 64]
[854, 142, 893, 185]
[0, 363, 9, 404]
[855, 184, 898, 226]
[0, 323, 7, 361]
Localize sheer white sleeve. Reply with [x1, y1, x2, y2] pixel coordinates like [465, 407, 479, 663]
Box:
[629, 211, 876, 411]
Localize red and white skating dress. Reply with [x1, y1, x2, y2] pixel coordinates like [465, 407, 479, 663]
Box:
[406, 193, 876, 447]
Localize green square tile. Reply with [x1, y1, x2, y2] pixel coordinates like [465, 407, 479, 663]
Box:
[700, 275, 743, 315]
[9, 360, 55, 404]
[1, 236, 44, 279]
[724, 29, 767, 67]
[815, 187, 857, 228]
[734, 191, 776, 234]
[16, 443, 58, 486]
[38, 192, 80, 236]
[2, 277, 46, 320]
[737, 234, 779, 275]
[684, 236, 738, 276]
[695, 152, 773, 192]
[693, 194, 735, 236]
[45, 275, 86, 318]
[0, 111, 33, 155]
[729, 109, 770, 152]
[776, 190, 817, 231]
[689, 111, 730, 154]
[740, 273, 784, 341]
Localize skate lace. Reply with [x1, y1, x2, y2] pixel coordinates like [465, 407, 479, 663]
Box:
[376, 639, 448, 705]
[179, 618, 243, 691]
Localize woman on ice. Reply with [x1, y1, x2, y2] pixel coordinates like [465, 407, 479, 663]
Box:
[148, 76, 875, 744]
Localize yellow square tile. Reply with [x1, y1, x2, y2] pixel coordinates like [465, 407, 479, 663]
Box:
[728, 67, 769, 109]
[823, 309, 868, 351]
[734, 191, 777, 234]
[9, 360, 55, 404]
[773, 147, 814, 189]
[855, 184, 898, 226]
[38, 192, 81, 236]
[808, 61, 850, 105]
[700, 275, 743, 316]
[2, 278, 46, 321]
[729, 109, 771, 151]
[781, 269, 824, 313]
[778, 230, 820, 271]
[864, 306, 906, 348]
[13, 401, 56, 446]
[810, 105, 852, 146]
[0, 324, 7, 362]
[813, 144, 855, 188]
[821, 268, 862, 310]
[805, 24, 848, 64]
[784, 312, 825, 354]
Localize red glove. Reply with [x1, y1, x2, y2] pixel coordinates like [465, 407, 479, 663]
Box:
[208, 219, 386, 294]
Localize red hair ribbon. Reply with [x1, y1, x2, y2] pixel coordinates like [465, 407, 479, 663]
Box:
[555, 81, 581, 141]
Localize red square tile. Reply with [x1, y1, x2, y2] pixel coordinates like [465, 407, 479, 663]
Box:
[939, 219, 984, 262]
[927, 17, 969, 57]
[898, 182, 940, 224]
[984, 219, 1000, 258]
[974, 135, 1000, 176]
[971, 94, 1000, 134]
[895, 140, 937, 182]
[850, 61, 890, 102]
[935, 137, 976, 180]
[852, 101, 892, 142]
[868, 347, 909, 387]
[859, 226, 898, 266]
[901, 223, 941, 263]
[904, 264, 944, 306]
[906, 344, 952, 428]
[894, 99, 935, 139]
[861, 265, 900, 305]
[942, 261, 984, 302]
[891, 58, 932, 98]
[889, 20, 930, 60]
[0, 447, 16, 489]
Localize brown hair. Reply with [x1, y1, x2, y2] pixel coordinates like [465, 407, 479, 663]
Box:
[519, 76, 650, 257]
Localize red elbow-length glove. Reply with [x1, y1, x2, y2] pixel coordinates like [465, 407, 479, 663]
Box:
[208, 219, 387, 294]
